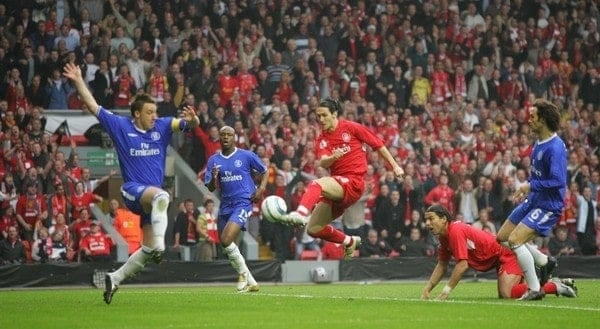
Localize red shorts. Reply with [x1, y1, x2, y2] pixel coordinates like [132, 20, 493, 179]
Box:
[497, 247, 523, 276]
[320, 175, 365, 219]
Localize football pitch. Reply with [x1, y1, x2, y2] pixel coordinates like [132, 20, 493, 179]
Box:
[1, 280, 599, 329]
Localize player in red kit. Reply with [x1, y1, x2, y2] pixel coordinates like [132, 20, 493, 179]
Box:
[279, 98, 404, 259]
[421, 205, 577, 300]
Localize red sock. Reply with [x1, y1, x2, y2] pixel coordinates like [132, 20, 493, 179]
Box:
[542, 282, 557, 295]
[510, 283, 528, 299]
[511, 282, 556, 298]
[297, 181, 322, 215]
[309, 225, 347, 244]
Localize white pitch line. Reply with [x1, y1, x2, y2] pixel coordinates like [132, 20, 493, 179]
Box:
[253, 293, 600, 312]
[126, 290, 600, 313]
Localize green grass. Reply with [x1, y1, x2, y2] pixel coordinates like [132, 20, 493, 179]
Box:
[1, 280, 599, 329]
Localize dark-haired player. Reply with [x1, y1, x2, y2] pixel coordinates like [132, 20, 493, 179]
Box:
[422, 205, 576, 300]
[496, 99, 567, 300]
[63, 63, 200, 304]
[204, 125, 268, 292]
[279, 98, 404, 259]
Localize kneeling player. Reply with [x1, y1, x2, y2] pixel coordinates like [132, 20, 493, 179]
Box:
[421, 205, 577, 301]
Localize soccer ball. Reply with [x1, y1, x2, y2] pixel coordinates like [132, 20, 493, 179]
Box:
[261, 195, 287, 222]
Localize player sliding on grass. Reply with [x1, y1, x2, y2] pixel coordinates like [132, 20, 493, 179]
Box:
[278, 98, 404, 259]
[421, 205, 577, 301]
[496, 99, 566, 301]
[63, 63, 200, 304]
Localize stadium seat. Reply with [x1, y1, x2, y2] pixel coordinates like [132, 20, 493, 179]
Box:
[300, 250, 320, 260]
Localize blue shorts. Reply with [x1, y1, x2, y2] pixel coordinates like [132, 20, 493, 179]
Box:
[121, 182, 152, 225]
[218, 203, 252, 233]
[508, 200, 560, 237]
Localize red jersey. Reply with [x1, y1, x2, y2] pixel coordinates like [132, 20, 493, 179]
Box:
[316, 120, 384, 177]
[0, 215, 17, 235]
[79, 231, 113, 256]
[70, 192, 95, 220]
[71, 219, 92, 245]
[438, 221, 504, 272]
[424, 185, 456, 214]
[218, 75, 239, 107]
[16, 194, 47, 226]
[193, 127, 221, 171]
[237, 73, 257, 104]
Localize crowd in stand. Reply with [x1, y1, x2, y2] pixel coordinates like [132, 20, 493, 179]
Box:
[0, 0, 599, 264]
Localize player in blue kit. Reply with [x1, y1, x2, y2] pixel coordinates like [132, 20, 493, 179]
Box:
[205, 126, 268, 292]
[63, 63, 200, 304]
[496, 99, 567, 301]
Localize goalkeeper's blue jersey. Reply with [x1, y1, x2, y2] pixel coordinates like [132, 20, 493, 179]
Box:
[204, 148, 266, 213]
[527, 133, 567, 212]
[96, 106, 177, 186]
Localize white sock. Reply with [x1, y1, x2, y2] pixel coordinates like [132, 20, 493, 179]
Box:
[150, 192, 170, 251]
[223, 243, 255, 284]
[111, 246, 153, 284]
[512, 245, 541, 291]
[525, 243, 548, 267]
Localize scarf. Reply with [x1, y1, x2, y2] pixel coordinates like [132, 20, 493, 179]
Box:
[51, 194, 67, 219]
[116, 75, 132, 107]
[454, 73, 466, 98]
[432, 70, 451, 103]
[149, 75, 165, 101]
[205, 213, 219, 243]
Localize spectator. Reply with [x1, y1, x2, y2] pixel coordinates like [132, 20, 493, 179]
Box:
[402, 209, 429, 240]
[15, 182, 48, 241]
[70, 208, 93, 249]
[373, 189, 404, 247]
[79, 222, 113, 262]
[70, 181, 103, 221]
[476, 177, 504, 225]
[45, 68, 72, 109]
[424, 172, 456, 215]
[0, 226, 26, 264]
[0, 175, 18, 211]
[549, 226, 582, 257]
[112, 202, 142, 255]
[125, 48, 152, 91]
[80, 167, 116, 193]
[91, 59, 114, 108]
[49, 212, 72, 251]
[48, 182, 69, 223]
[576, 186, 598, 255]
[31, 227, 53, 263]
[472, 209, 497, 234]
[195, 199, 219, 261]
[454, 178, 479, 225]
[173, 198, 199, 253]
[399, 227, 435, 257]
[359, 228, 391, 258]
[112, 63, 136, 109]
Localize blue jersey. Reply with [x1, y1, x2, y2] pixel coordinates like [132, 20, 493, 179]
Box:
[204, 148, 267, 213]
[527, 133, 567, 212]
[97, 106, 180, 186]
